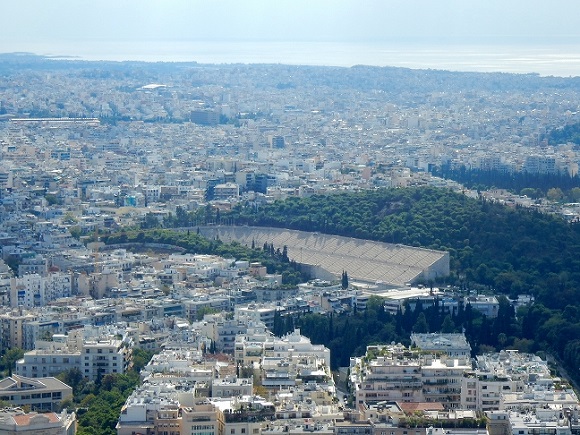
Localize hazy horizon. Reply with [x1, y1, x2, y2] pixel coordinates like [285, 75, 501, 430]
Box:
[3, 0, 580, 76]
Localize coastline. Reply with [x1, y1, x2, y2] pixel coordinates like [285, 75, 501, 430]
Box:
[1, 40, 580, 77]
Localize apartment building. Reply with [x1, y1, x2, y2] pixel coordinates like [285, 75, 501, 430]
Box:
[420, 354, 471, 408]
[201, 314, 269, 354]
[0, 311, 37, 352]
[117, 382, 225, 435]
[9, 274, 44, 308]
[82, 339, 130, 380]
[16, 334, 131, 381]
[461, 350, 552, 412]
[0, 375, 72, 412]
[211, 376, 253, 398]
[488, 409, 575, 435]
[352, 347, 423, 405]
[351, 344, 470, 409]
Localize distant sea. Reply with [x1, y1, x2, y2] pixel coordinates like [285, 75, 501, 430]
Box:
[4, 40, 580, 77]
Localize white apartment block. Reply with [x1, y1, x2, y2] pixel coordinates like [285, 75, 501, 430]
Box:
[213, 182, 240, 200]
[235, 304, 279, 330]
[350, 344, 470, 409]
[261, 354, 332, 391]
[501, 386, 579, 412]
[183, 297, 230, 323]
[461, 350, 558, 412]
[16, 334, 130, 381]
[0, 311, 38, 352]
[466, 295, 500, 318]
[264, 329, 331, 369]
[16, 347, 82, 379]
[9, 272, 72, 308]
[488, 409, 575, 435]
[211, 376, 253, 398]
[200, 315, 267, 354]
[10, 274, 43, 308]
[351, 348, 423, 405]
[82, 339, 130, 380]
[117, 381, 225, 435]
[476, 155, 505, 171]
[235, 328, 329, 369]
[421, 354, 471, 408]
[523, 155, 558, 174]
[234, 340, 263, 367]
[139, 348, 213, 382]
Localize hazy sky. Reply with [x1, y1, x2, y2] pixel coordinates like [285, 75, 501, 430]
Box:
[3, 0, 580, 46]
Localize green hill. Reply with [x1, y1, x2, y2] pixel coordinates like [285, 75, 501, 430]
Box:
[229, 187, 580, 308]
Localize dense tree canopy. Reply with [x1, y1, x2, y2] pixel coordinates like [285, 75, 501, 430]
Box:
[224, 187, 580, 307]
[217, 187, 580, 382]
[546, 121, 580, 146]
[432, 166, 580, 195]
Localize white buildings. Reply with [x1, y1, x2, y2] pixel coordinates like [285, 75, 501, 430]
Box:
[351, 343, 472, 409]
[117, 382, 225, 435]
[466, 296, 500, 318]
[523, 155, 558, 174]
[213, 182, 240, 200]
[235, 328, 330, 370]
[200, 313, 270, 354]
[15, 331, 131, 381]
[211, 376, 253, 398]
[351, 345, 424, 405]
[235, 304, 279, 330]
[9, 273, 72, 308]
[139, 347, 212, 382]
[488, 409, 576, 435]
[0, 310, 38, 352]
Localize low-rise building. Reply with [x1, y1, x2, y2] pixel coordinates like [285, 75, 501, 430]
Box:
[0, 375, 72, 412]
[461, 350, 558, 412]
[0, 408, 76, 435]
[117, 380, 225, 435]
[411, 333, 472, 358]
[211, 376, 253, 398]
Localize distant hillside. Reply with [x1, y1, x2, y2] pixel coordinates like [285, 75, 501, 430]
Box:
[547, 121, 580, 145]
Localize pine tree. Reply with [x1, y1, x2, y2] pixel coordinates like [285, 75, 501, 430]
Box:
[413, 312, 429, 333]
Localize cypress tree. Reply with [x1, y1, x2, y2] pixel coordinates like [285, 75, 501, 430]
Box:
[341, 270, 349, 289]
